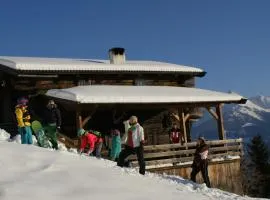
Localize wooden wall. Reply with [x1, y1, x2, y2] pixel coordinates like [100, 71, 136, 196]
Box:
[147, 159, 243, 195]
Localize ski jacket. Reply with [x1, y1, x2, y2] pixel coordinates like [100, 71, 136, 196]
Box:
[80, 132, 103, 152]
[43, 107, 61, 127]
[169, 128, 183, 144]
[15, 105, 31, 127]
[110, 135, 122, 160]
[126, 123, 144, 148]
[192, 143, 209, 166]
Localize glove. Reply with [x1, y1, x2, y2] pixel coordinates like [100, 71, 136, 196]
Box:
[78, 149, 83, 155]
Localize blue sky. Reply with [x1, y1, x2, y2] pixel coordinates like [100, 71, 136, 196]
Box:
[0, 0, 269, 97]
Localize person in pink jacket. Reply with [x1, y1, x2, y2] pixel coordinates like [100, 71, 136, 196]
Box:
[77, 128, 103, 158]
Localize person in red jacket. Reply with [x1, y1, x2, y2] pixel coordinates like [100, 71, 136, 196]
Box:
[169, 124, 184, 145]
[77, 128, 103, 158]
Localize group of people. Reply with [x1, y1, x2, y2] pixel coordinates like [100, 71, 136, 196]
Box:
[15, 97, 61, 150]
[77, 115, 146, 175]
[14, 97, 210, 186]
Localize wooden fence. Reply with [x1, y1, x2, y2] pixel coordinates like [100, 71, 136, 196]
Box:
[56, 133, 243, 169]
[129, 138, 243, 168]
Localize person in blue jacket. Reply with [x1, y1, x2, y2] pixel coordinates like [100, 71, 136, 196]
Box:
[109, 129, 122, 161]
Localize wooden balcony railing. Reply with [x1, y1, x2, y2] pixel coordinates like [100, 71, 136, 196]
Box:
[130, 138, 243, 168]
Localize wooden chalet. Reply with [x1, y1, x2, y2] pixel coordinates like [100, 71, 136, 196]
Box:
[0, 48, 247, 194]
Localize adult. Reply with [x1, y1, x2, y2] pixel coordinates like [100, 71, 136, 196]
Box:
[43, 100, 61, 150]
[117, 116, 145, 175]
[169, 123, 184, 144]
[77, 128, 103, 158]
[15, 97, 33, 144]
[190, 137, 211, 188]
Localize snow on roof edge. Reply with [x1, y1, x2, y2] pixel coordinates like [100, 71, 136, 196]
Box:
[46, 85, 247, 104]
[0, 56, 205, 74]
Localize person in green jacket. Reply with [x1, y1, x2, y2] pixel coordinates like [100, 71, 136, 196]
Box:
[43, 100, 61, 150]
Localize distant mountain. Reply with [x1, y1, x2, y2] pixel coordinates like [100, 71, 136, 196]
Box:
[192, 95, 270, 145]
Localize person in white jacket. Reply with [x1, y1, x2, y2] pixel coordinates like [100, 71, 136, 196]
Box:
[117, 116, 145, 175]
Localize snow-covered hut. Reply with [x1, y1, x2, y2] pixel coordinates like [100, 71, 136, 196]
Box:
[0, 48, 247, 193]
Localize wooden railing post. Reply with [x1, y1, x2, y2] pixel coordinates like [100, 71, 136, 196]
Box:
[178, 108, 188, 150]
[216, 104, 225, 140]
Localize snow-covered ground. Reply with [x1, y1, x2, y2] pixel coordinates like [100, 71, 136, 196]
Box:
[0, 129, 266, 200]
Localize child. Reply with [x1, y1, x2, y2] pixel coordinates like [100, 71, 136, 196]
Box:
[109, 129, 122, 161]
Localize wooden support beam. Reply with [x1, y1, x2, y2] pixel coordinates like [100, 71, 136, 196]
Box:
[216, 104, 225, 140]
[179, 108, 188, 148]
[76, 109, 82, 130]
[81, 108, 97, 128]
[172, 112, 190, 123]
[184, 113, 190, 123]
[171, 112, 180, 121]
[75, 108, 83, 150]
[206, 107, 219, 120]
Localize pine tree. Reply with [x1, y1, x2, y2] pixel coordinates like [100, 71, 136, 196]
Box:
[247, 135, 269, 172]
[246, 134, 270, 198]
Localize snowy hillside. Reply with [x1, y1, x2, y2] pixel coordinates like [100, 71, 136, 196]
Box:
[0, 129, 265, 200]
[192, 95, 270, 144]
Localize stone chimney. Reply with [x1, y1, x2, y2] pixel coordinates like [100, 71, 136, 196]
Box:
[109, 47, 126, 64]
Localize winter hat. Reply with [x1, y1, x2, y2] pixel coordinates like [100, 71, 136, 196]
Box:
[129, 115, 138, 125]
[198, 136, 205, 142]
[48, 100, 55, 105]
[17, 97, 28, 106]
[90, 130, 102, 137]
[111, 129, 120, 136]
[47, 99, 56, 108]
[77, 128, 86, 137]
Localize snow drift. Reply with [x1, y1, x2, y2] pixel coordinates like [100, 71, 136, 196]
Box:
[0, 128, 265, 200]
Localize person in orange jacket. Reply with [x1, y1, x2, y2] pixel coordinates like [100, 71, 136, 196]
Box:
[15, 97, 33, 144]
[77, 128, 103, 158]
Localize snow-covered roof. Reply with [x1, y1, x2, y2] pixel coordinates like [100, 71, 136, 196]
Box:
[0, 56, 205, 75]
[46, 85, 247, 104]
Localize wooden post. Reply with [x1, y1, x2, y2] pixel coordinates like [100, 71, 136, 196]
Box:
[75, 106, 82, 150]
[216, 104, 225, 140]
[185, 119, 191, 143]
[75, 106, 82, 130]
[179, 108, 188, 149]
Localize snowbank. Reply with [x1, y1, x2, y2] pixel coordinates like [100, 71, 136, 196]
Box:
[0, 128, 264, 200]
[0, 141, 264, 200]
[0, 128, 10, 141]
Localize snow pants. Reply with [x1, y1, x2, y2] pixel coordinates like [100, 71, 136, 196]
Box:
[110, 135, 121, 161]
[44, 124, 58, 150]
[117, 145, 145, 175]
[190, 159, 211, 188]
[19, 126, 33, 144]
[94, 142, 103, 158]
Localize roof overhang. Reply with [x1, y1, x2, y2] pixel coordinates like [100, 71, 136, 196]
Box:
[0, 56, 206, 77]
[46, 85, 247, 108]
